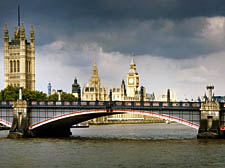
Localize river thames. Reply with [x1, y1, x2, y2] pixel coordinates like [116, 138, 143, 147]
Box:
[1, 123, 225, 168]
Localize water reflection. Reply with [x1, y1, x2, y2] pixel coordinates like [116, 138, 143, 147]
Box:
[1, 124, 225, 168]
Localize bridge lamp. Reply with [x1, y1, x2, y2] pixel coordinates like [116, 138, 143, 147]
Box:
[206, 85, 214, 102]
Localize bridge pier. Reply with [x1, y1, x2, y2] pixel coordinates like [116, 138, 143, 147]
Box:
[8, 99, 30, 138]
[198, 86, 221, 139]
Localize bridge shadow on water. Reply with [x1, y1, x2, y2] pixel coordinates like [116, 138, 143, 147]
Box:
[1, 123, 198, 140]
[70, 123, 198, 140]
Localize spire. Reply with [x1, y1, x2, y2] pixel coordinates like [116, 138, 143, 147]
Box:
[89, 56, 101, 88]
[130, 56, 135, 65]
[94, 56, 96, 66]
[92, 56, 98, 76]
[130, 52, 135, 65]
[128, 56, 137, 73]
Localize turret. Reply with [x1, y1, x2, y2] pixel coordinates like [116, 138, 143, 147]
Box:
[13, 25, 18, 40]
[30, 25, 35, 90]
[4, 24, 9, 42]
[20, 22, 25, 40]
[72, 77, 81, 100]
[4, 24, 9, 74]
[30, 25, 35, 43]
[167, 89, 171, 102]
[207, 85, 214, 102]
[140, 86, 144, 102]
[4, 2, 36, 91]
[121, 79, 126, 96]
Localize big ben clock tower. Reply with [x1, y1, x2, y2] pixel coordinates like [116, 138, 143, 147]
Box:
[127, 57, 139, 97]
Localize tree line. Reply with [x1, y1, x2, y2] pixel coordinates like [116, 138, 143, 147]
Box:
[0, 86, 77, 101]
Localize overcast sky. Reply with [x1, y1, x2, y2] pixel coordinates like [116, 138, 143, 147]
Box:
[1, 0, 225, 100]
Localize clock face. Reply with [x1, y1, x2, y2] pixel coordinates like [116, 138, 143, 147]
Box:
[129, 78, 134, 84]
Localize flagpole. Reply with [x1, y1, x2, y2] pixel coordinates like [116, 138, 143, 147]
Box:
[18, 0, 21, 27]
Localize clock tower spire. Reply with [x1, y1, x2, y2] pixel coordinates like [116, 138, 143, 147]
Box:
[126, 56, 139, 97]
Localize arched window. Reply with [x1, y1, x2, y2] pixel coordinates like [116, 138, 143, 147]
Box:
[26, 61, 28, 73]
[17, 60, 20, 72]
[30, 61, 31, 72]
[13, 60, 16, 72]
[28, 61, 30, 73]
[29, 61, 31, 73]
[26, 61, 30, 73]
[10, 61, 13, 73]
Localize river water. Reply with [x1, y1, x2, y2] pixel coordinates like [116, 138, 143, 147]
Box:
[1, 123, 225, 168]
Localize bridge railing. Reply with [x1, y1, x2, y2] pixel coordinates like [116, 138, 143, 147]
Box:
[0, 100, 204, 110]
[0, 101, 14, 108]
[23, 101, 202, 110]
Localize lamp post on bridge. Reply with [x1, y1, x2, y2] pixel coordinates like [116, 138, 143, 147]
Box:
[206, 85, 214, 102]
[19, 87, 23, 100]
[57, 90, 62, 101]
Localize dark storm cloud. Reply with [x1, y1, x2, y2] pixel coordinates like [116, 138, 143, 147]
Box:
[8, 0, 225, 20]
[1, 0, 225, 59]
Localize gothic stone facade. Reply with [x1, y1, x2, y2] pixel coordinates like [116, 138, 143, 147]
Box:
[82, 57, 108, 101]
[4, 23, 35, 90]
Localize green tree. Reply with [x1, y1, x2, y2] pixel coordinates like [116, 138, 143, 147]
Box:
[0, 86, 47, 101]
[1, 86, 19, 101]
[0, 86, 77, 101]
[48, 92, 77, 101]
[47, 93, 58, 101]
[22, 88, 47, 101]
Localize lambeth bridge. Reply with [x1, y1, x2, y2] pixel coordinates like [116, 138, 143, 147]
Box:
[1, 93, 225, 138]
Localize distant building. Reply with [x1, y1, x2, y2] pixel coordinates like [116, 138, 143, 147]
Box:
[156, 90, 177, 102]
[111, 57, 152, 101]
[82, 57, 108, 101]
[47, 82, 52, 96]
[52, 89, 56, 95]
[80, 56, 160, 124]
[81, 56, 153, 102]
[4, 6, 35, 90]
[111, 80, 126, 101]
[212, 96, 225, 102]
[126, 57, 139, 99]
[72, 77, 81, 100]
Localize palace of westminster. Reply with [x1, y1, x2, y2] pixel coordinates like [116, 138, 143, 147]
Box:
[3, 7, 177, 123]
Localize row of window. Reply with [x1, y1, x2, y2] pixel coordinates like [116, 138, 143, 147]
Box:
[85, 95, 106, 100]
[84, 87, 105, 92]
[10, 60, 20, 73]
[9, 83, 20, 87]
[9, 60, 31, 73]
